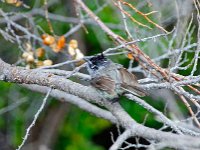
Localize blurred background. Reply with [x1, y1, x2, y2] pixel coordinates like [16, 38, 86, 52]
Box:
[0, 0, 198, 149]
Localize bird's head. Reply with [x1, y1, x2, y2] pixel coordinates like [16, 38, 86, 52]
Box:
[85, 53, 109, 74]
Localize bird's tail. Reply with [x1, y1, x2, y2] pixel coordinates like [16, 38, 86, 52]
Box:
[121, 86, 148, 97]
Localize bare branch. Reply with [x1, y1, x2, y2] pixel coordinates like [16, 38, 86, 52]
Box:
[16, 88, 51, 150]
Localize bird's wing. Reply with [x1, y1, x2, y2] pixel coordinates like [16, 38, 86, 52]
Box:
[119, 68, 147, 97]
[90, 76, 116, 95]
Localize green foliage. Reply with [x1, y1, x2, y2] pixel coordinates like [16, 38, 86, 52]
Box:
[120, 96, 163, 128]
[55, 106, 110, 150]
[0, 0, 197, 149]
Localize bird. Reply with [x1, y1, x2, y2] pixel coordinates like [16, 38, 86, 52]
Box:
[85, 54, 146, 101]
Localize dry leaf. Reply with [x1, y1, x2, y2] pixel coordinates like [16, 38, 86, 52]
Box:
[42, 34, 55, 46]
[22, 51, 34, 58]
[75, 49, 84, 60]
[51, 36, 66, 53]
[127, 53, 134, 60]
[24, 42, 32, 51]
[5, 0, 22, 7]
[50, 43, 60, 53]
[15, 1, 22, 7]
[26, 55, 34, 63]
[36, 48, 45, 58]
[25, 64, 31, 69]
[42, 34, 65, 53]
[68, 46, 76, 56]
[43, 59, 53, 66]
[56, 36, 66, 50]
[69, 39, 78, 49]
[22, 51, 35, 63]
[36, 60, 44, 67]
[6, 0, 18, 4]
[22, 52, 30, 59]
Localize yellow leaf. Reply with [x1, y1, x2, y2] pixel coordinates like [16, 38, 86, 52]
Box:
[69, 39, 78, 49]
[43, 59, 53, 66]
[42, 34, 55, 46]
[75, 49, 84, 60]
[127, 53, 134, 60]
[36, 48, 45, 58]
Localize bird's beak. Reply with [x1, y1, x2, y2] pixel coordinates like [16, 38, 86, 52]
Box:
[83, 58, 88, 62]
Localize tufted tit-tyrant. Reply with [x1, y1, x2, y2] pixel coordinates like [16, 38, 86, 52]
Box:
[85, 54, 146, 101]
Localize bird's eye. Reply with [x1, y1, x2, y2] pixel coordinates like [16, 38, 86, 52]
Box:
[91, 65, 98, 70]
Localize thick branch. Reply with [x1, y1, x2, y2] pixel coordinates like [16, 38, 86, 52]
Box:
[1, 59, 200, 149]
[23, 84, 117, 124]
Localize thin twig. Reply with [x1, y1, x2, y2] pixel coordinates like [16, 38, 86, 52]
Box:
[16, 88, 52, 150]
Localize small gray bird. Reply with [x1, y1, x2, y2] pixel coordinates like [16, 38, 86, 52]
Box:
[85, 54, 146, 101]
